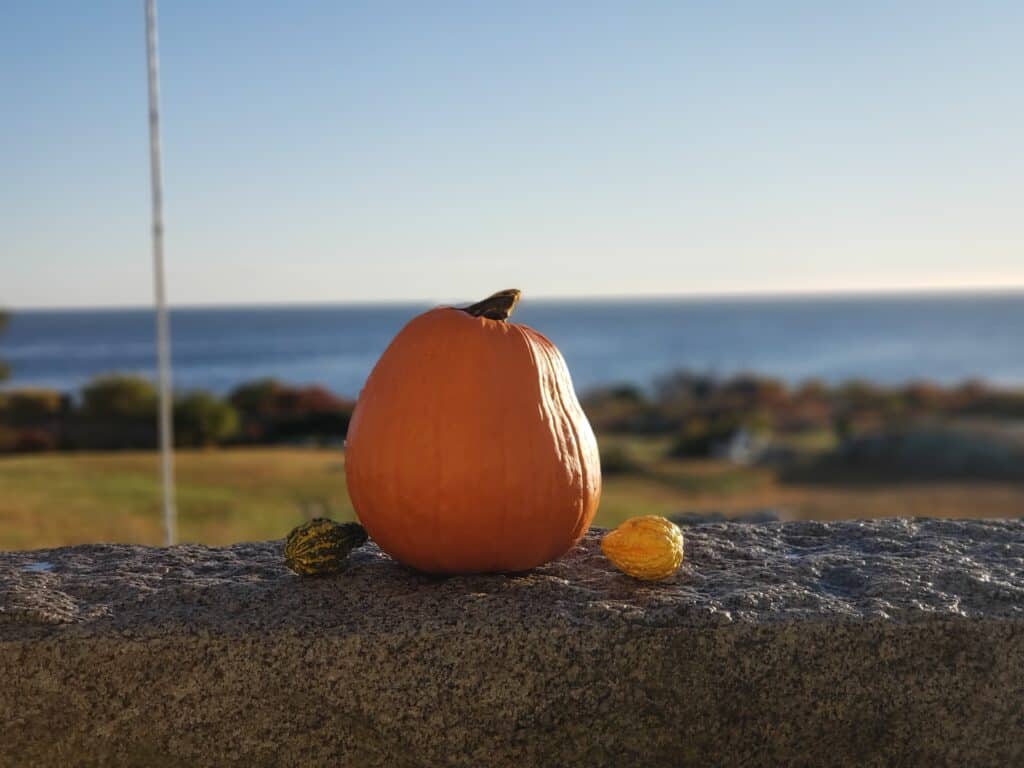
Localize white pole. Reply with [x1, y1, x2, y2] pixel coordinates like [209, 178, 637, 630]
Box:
[145, 0, 177, 546]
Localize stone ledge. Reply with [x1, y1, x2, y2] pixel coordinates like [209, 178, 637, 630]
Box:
[2, 519, 1023, 766]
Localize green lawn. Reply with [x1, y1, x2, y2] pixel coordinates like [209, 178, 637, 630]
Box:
[0, 449, 351, 549]
[2, 442, 1023, 550]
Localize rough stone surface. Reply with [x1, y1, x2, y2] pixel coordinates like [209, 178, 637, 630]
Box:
[2, 519, 1023, 767]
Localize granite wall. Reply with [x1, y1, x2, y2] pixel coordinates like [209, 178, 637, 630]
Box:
[2, 519, 1023, 766]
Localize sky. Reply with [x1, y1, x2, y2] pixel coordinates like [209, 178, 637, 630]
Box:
[2, 1, 1022, 308]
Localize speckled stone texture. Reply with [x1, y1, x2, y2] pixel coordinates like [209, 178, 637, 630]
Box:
[2, 519, 1024, 767]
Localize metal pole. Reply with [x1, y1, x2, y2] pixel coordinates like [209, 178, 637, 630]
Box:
[145, 0, 177, 545]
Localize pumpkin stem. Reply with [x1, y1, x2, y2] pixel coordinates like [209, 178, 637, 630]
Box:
[460, 289, 521, 321]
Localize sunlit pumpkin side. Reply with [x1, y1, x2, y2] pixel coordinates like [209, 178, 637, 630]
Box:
[601, 515, 684, 580]
[344, 289, 601, 574]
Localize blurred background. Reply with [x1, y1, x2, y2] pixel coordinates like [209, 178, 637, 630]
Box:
[2, 2, 1023, 549]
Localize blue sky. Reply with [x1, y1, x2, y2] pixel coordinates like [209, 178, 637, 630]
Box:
[2, 1, 1022, 307]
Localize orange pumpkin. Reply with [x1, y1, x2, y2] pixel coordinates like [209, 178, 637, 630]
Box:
[344, 289, 601, 574]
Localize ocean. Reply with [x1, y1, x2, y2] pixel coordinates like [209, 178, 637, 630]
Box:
[2, 292, 1023, 397]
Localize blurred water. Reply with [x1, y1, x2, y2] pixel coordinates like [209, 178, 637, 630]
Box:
[3, 292, 1023, 397]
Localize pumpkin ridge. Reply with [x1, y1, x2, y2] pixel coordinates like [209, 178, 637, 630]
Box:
[556, 332, 600, 540]
[535, 332, 580, 557]
[536, 330, 594, 550]
[552, 346, 585, 544]
[510, 322, 562, 564]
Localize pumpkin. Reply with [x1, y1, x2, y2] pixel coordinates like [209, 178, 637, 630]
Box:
[344, 289, 601, 574]
[601, 516, 684, 580]
[284, 518, 368, 576]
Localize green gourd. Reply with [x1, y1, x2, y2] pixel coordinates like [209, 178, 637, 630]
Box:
[283, 518, 368, 576]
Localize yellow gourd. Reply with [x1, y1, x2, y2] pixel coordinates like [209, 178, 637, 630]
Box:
[601, 516, 684, 580]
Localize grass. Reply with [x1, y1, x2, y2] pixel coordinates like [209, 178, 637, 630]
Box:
[2, 439, 1023, 550]
[0, 448, 351, 549]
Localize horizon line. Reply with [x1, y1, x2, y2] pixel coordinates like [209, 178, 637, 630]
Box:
[5, 283, 1024, 313]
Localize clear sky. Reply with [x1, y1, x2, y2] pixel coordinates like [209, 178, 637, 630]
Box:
[2, 1, 1022, 308]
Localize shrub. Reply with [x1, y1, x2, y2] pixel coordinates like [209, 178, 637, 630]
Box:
[228, 378, 282, 417]
[2, 389, 64, 423]
[72, 374, 159, 449]
[598, 440, 641, 475]
[795, 378, 828, 400]
[174, 392, 240, 447]
[720, 374, 787, 410]
[0, 426, 17, 452]
[582, 385, 663, 434]
[652, 370, 789, 432]
[901, 381, 948, 412]
[670, 413, 743, 458]
[229, 379, 354, 443]
[0, 390, 66, 450]
[654, 371, 718, 416]
[13, 429, 56, 452]
[81, 375, 158, 420]
[0, 309, 8, 383]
